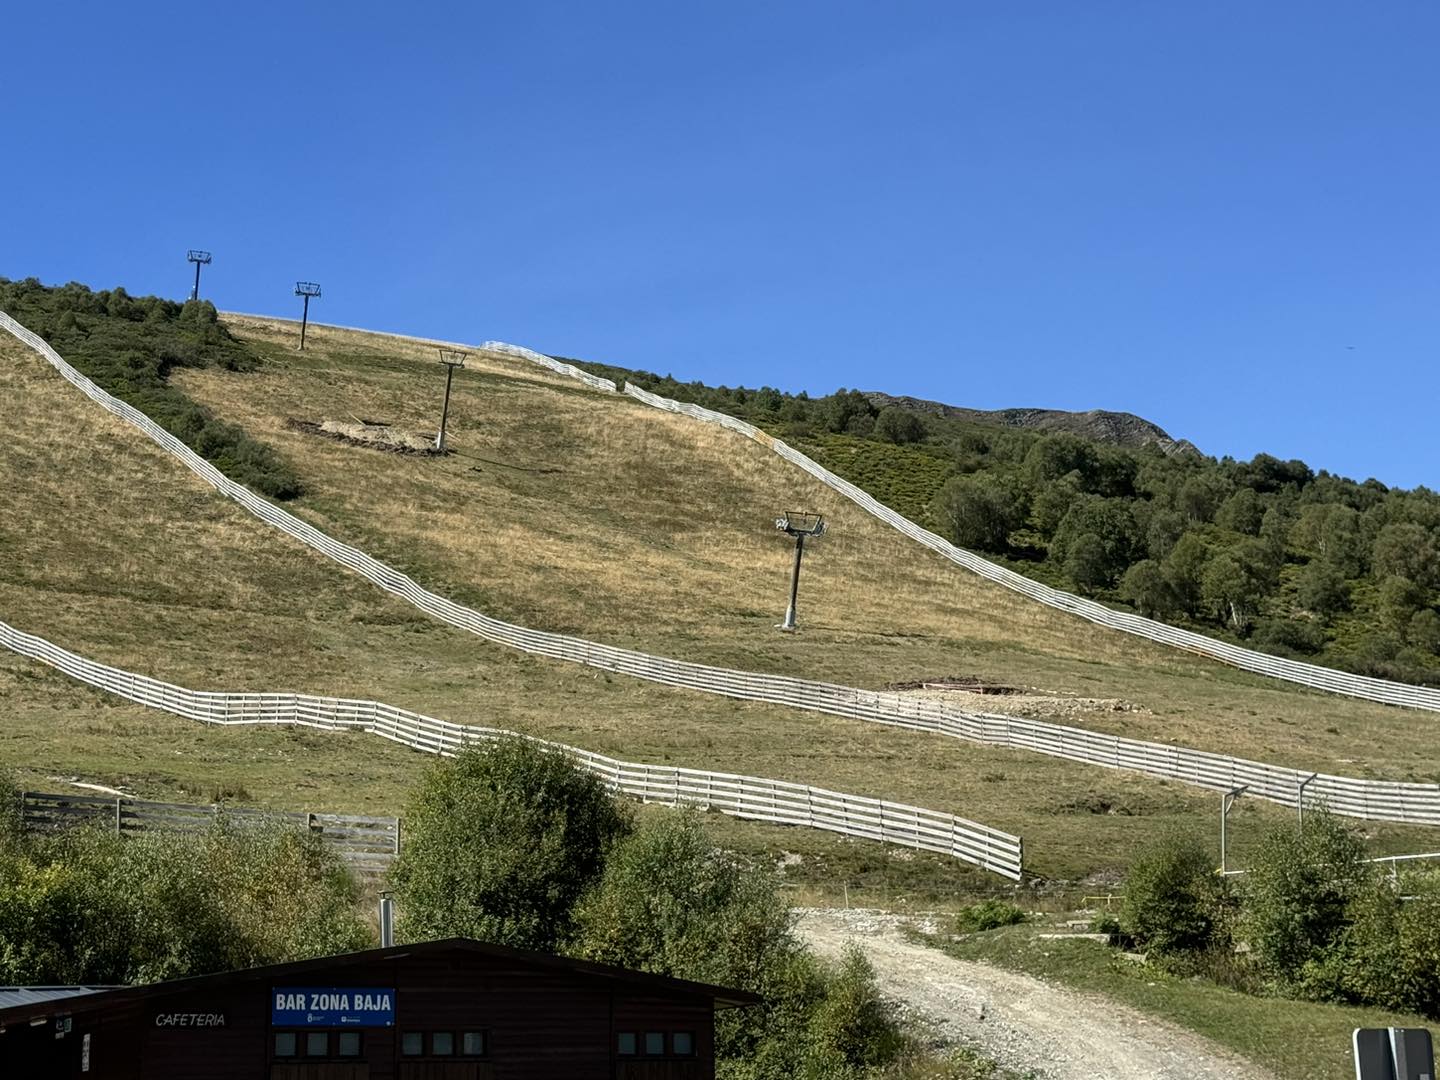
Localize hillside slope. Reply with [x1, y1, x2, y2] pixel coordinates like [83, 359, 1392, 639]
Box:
[172, 315, 1437, 784]
[0, 325, 1331, 887]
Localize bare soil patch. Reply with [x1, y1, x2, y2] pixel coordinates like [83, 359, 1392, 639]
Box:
[287, 418, 442, 455]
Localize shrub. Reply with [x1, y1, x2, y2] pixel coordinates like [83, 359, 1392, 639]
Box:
[1120, 831, 1225, 955]
[0, 774, 21, 850]
[1240, 809, 1368, 991]
[388, 738, 632, 951]
[0, 818, 367, 984]
[954, 899, 1027, 933]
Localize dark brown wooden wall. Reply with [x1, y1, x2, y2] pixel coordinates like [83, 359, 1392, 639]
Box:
[3, 949, 722, 1080]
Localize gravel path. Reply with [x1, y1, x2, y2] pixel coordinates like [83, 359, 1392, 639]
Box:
[796, 908, 1276, 1080]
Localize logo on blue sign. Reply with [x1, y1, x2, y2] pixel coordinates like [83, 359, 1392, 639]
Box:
[272, 987, 395, 1027]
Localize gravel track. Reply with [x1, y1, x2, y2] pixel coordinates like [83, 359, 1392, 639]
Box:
[796, 908, 1276, 1080]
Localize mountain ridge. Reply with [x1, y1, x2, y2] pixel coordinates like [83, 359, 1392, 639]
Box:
[863, 391, 1202, 456]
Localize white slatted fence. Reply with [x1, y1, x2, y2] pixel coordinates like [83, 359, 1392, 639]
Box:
[0, 620, 1022, 878]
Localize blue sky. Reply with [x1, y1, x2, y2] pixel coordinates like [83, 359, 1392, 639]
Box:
[3, 3, 1436, 486]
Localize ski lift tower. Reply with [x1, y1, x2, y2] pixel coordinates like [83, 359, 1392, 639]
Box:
[434, 348, 468, 451]
[186, 250, 212, 301]
[775, 511, 826, 632]
[294, 281, 322, 351]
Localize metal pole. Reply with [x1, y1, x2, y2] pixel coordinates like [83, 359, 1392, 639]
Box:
[1220, 786, 1246, 873]
[1297, 773, 1317, 832]
[1220, 791, 1227, 874]
[781, 534, 805, 630]
[379, 896, 395, 947]
[299, 294, 310, 351]
[436, 363, 456, 451]
[192, 260, 202, 301]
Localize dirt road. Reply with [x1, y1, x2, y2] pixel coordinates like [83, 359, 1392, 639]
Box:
[796, 908, 1275, 1080]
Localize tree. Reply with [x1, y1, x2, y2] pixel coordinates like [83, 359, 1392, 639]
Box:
[1378, 575, 1427, 632]
[1064, 534, 1110, 591]
[1163, 532, 1210, 615]
[821, 390, 875, 435]
[1031, 473, 1084, 537]
[1023, 434, 1099, 490]
[872, 406, 925, 445]
[932, 474, 1026, 552]
[1373, 523, 1440, 590]
[1216, 488, 1264, 535]
[1319, 506, 1368, 577]
[1296, 560, 1350, 620]
[1145, 508, 1186, 560]
[1052, 496, 1142, 589]
[1201, 540, 1280, 631]
[1120, 560, 1177, 618]
[388, 738, 632, 951]
[1408, 609, 1440, 655]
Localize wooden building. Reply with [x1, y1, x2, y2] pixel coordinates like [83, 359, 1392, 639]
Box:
[0, 937, 757, 1079]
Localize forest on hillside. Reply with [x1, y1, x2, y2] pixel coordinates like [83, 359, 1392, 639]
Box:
[574, 360, 1440, 688]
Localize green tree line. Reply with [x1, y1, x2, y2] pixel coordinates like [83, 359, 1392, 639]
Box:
[575, 361, 1440, 687]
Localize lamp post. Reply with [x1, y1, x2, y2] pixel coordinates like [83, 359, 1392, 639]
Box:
[775, 512, 826, 631]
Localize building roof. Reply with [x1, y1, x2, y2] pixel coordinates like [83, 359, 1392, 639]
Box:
[0, 987, 117, 1010]
[0, 938, 759, 1028]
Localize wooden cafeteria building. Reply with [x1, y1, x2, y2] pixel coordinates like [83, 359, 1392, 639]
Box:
[0, 937, 757, 1079]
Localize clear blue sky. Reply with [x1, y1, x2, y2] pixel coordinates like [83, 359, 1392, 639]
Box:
[3, 3, 1436, 487]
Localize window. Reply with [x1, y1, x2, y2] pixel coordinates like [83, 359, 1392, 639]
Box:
[645, 1032, 665, 1056]
[433, 1032, 455, 1056]
[463, 1031, 486, 1056]
[402, 1032, 425, 1056]
[305, 1032, 329, 1057]
[274, 1033, 297, 1058]
[617, 1032, 637, 1056]
[337, 1032, 361, 1057]
[673, 1032, 695, 1056]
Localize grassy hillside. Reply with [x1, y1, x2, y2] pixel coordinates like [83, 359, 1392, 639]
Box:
[2, 289, 1438, 892]
[574, 358, 1440, 689]
[179, 315, 1439, 784]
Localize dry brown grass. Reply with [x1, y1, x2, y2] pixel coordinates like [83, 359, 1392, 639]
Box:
[184, 316, 1440, 781]
[3, 321, 1439, 889]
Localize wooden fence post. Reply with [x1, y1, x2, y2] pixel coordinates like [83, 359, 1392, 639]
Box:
[115, 797, 123, 835]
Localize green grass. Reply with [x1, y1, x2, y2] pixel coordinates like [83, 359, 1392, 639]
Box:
[928, 923, 1429, 1080]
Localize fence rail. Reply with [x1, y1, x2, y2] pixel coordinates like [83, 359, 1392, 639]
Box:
[618, 383, 1440, 713]
[0, 621, 1022, 878]
[2, 311, 1438, 837]
[18, 791, 399, 874]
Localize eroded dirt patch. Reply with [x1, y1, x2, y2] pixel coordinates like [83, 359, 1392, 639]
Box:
[287, 418, 442, 455]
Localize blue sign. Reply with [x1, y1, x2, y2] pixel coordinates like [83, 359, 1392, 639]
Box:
[271, 987, 395, 1027]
